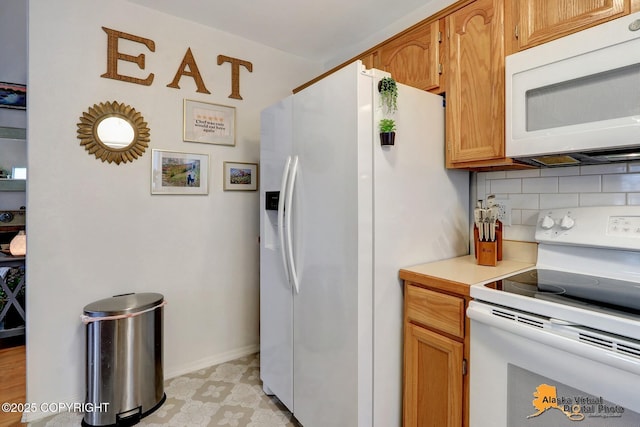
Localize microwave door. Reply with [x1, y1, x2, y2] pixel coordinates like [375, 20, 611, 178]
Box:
[506, 12, 640, 159]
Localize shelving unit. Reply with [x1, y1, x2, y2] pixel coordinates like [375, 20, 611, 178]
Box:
[0, 126, 27, 191]
[0, 126, 26, 140]
[0, 256, 26, 339]
[0, 179, 26, 191]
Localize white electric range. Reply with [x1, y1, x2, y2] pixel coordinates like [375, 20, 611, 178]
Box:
[468, 206, 640, 427]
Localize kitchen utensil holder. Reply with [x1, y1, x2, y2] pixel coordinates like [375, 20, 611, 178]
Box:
[474, 222, 502, 264]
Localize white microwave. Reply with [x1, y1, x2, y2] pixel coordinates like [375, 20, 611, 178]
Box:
[506, 12, 640, 167]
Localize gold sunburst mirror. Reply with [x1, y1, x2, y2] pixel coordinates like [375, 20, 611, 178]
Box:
[77, 101, 150, 164]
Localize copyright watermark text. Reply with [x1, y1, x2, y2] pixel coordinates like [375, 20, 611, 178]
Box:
[2, 402, 109, 413]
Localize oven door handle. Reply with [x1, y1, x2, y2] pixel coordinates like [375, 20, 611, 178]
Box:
[468, 301, 640, 376]
[548, 318, 577, 326]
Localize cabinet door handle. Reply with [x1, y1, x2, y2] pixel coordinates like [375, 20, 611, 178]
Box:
[462, 359, 468, 376]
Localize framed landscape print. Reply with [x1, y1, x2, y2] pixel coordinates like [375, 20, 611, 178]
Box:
[183, 99, 235, 146]
[223, 161, 258, 191]
[151, 149, 209, 195]
[0, 82, 26, 110]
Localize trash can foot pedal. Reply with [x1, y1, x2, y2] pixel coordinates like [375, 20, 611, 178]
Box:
[116, 407, 141, 426]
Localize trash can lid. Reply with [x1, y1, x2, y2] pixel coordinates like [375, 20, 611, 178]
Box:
[83, 292, 164, 317]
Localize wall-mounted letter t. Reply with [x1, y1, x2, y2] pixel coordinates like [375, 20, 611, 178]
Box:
[217, 55, 253, 100]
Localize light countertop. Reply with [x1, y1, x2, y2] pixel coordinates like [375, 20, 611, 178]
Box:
[400, 242, 537, 296]
[401, 255, 533, 284]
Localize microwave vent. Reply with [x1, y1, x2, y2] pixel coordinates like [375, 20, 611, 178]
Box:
[530, 155, 581, 167]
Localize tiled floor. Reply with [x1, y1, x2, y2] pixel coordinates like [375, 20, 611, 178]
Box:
[31, 353, 299, 427]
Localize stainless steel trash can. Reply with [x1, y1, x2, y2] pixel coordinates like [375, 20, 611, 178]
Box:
[82, 293, 166, 427]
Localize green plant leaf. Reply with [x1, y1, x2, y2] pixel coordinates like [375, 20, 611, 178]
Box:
[379, 118, 396, 133]
[378, 77, 398, 114]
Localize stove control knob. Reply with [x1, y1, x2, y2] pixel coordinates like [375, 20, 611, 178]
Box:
[560, 215, 575, 230]
[540, 215, 555, 229]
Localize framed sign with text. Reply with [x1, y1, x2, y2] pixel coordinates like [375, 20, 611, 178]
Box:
[183, 99, 235, 146]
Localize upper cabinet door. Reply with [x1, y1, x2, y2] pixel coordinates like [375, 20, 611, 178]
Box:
[375, 20, 443, 92]
[446, 0, 506, 165]
[508, 0, 631, 52]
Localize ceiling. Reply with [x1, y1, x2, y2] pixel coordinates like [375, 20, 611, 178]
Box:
[126, 0, 443, 64]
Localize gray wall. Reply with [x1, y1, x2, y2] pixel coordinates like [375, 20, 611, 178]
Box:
[0, 0, 27, 129]
[0, 0, 27, 209]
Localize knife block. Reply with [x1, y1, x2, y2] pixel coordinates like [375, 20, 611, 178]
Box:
[474, 221, 502, 262]
[477, 240, 498, 266]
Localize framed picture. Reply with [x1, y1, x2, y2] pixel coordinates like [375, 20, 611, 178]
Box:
[223, 161, 259, 191]
[151, 149, 209, 195]
[183, 99, 235, 146]
[0, 82, 26, 110]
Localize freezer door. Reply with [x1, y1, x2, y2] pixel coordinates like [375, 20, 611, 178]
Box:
[291, 62, 370, 427]
[259, 97, 294, 411]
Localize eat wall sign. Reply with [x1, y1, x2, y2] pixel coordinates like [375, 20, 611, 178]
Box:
[101, 27, 253, 100]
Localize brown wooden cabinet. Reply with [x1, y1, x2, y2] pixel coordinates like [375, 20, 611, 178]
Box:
[296, 18, 443, 94]
[403, 283, 470, 427]
[505, 0, 639, 53]
[363, 20, 444, 93]
[444, 0, 521, 169]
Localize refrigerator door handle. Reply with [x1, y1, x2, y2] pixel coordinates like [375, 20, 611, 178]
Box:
[285, 155, 300, 294]
[278, 156, 292, 284]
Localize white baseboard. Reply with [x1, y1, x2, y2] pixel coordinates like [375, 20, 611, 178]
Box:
[164, 344, 259, 379]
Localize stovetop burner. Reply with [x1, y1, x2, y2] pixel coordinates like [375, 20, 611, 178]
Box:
[486, 269, 640, 315]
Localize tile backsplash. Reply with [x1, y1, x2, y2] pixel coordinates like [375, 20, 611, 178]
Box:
[475, 162, 640, 242]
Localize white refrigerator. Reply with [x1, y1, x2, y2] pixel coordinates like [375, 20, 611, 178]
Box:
[259, 61, 469, 427]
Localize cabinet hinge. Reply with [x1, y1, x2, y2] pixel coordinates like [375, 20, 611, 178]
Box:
[437, 63, 443, 75]
[438, 31, 443, 43]
[514, 24, 519, 39]
[463, 359, 468, 376]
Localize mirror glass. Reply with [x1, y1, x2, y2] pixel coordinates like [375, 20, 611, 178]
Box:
[97, 117, 135, 148]
[77, 101, 150, 165]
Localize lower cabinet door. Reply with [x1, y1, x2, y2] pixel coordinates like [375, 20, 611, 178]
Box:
[404, 323, 463, 427]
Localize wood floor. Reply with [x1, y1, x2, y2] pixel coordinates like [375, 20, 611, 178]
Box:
[0, 345, 26, 427]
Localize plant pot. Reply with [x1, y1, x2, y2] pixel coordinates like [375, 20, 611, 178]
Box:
[380, 132, 395, 146]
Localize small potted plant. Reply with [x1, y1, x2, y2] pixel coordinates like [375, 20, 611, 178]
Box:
[379, 118, 396, 146]
[378, 77, 398, 114]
